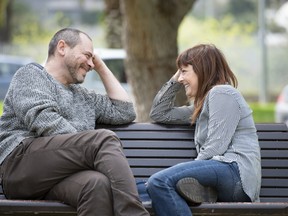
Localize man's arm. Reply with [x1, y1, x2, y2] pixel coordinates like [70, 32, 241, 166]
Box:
[92, 53, 131, 102]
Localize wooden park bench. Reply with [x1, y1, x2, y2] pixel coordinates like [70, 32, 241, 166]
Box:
[0, 122, 287, 215]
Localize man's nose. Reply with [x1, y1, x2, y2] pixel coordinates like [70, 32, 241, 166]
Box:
[88, 57, 94, 69]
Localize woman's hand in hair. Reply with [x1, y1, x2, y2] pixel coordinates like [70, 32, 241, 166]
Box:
[172, 70, 181, 82]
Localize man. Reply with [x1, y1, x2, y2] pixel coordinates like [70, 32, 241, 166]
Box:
[0, 28, 149, 216]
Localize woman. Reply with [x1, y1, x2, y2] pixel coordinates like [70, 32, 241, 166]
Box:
[146, 44, 261, 216]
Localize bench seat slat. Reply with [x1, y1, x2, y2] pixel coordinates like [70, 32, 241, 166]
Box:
[190, 202, 288, 216]
[122, 139, 288, 149]
[261, 150, 288, 158]
[124, 149, 196, 157]
[261, 178, 288, 187]
[128, 158, 192, 166]
[257, 132, 288, 140]
[260, 188, 288, 196]
[255, 123, 288, 131]
[261, 169, 288, 177]
[0, 199, 75, 211]
[116, 131, 194, 140]
[260, 197, 288, 202]
[122, 140, 195, 148]
[260, 141, 288, 149]
[0, 200, 287, 216]
[262, 159, 288, 167]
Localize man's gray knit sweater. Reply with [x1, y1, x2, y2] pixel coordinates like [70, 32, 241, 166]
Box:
[0, 63, 136, 164]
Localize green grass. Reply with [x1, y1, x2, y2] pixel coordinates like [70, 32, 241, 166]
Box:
[0, 101, 3, 116]
[249, 102, 276, 123]
[0, 101, 276, 123]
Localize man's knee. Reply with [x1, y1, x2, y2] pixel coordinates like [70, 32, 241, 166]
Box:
[84, 170, 111, 191]
[90, 129, 122, 148]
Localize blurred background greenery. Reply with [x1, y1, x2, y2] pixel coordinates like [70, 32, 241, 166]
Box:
[0, 101, 276, 123]
[0, 102, 2, 116]
[249, 102, 275, 122]
[1, 0, 288, 98]
[1, 0, 288, 123]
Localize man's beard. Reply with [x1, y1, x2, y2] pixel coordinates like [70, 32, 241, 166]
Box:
[66, 61, 85, 84]
[69, 66, 83, 84]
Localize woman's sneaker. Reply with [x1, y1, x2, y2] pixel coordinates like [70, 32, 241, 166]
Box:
[176, 178, 217, 204]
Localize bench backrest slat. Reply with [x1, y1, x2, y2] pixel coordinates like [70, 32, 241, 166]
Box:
[98, 123, 288, 202]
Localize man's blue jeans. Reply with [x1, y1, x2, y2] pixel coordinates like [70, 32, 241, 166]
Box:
[146, 160, 250, 216]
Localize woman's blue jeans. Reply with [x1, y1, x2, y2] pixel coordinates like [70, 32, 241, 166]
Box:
[146, 160, 250, 216]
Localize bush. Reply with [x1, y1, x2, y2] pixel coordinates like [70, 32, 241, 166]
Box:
[249, 102, 275, 123]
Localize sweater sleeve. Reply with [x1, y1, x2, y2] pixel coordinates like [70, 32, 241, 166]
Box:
[11, 64, 77, 136]
[93, 96, 136, 125]
[149, 79, 193, 124]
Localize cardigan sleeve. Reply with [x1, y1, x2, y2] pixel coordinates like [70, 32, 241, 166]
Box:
[150, 79, 193, 124]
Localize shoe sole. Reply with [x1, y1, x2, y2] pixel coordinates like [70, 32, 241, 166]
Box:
[176, 178, 217, 204]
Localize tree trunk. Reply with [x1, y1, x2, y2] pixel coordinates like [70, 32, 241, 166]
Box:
[104, 0, 123, 48]
[0, 0, 12, 43]
[121, 0, 195, 122]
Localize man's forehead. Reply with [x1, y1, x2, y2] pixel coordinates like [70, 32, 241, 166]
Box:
[78, 34, 94, 53]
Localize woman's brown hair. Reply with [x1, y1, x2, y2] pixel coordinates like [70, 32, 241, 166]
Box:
[176, 44, 238, 123]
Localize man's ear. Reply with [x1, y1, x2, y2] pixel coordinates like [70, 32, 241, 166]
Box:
[57, 40, 66, 56]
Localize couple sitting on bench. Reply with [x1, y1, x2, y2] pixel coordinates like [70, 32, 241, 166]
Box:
[0, 28, 260, 216]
